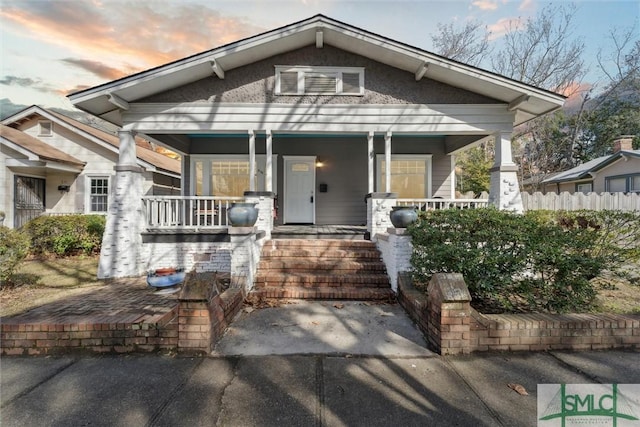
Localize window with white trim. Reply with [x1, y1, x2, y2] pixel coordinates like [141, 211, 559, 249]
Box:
[275, 66, 364, 95]
[376, 155, 432, 198]
[575, 182, 593, 194]
[89, 177, 109, 212]
[191, 155, 278, 196]
[38, 121, 52, 136]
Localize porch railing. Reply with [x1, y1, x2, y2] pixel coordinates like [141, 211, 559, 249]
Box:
[142, 196, 244, 229]
[396, 198, 489, 210]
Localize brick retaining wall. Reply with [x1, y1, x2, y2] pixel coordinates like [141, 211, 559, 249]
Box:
[1, 307, 179, 356]
[398, 273, 640, 355]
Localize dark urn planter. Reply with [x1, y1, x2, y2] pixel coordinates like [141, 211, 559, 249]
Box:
[227, 202, 259, 227]
[390, 206, 418, 228]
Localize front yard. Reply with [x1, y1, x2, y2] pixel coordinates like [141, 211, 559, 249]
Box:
[1, 256, 638, 318]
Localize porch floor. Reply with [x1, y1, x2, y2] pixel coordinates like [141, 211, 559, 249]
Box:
[272, 225, 367, 240]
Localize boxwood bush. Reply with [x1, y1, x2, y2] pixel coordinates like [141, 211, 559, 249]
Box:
[407, 208, 639, 313]
[0, 226, 30, 285]
[23, 214, 106, 256]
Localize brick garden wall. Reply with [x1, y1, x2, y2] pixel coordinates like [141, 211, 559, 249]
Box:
[1, 307, 179, 356]
[397, 273, 640, 355]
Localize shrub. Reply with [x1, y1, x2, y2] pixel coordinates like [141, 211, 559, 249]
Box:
[23, 214, 106, 256]
[0, 226, 30, 285]
[407, 208, 614, 313]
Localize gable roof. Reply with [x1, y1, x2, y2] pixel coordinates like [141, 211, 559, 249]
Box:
[2, 106, 180, 177]
[0, 124, 85, 168]
[68, 14, 565, 127]
[542, 150, 640, 184]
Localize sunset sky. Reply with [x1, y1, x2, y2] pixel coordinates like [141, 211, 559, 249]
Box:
[1, 0, 638, 113]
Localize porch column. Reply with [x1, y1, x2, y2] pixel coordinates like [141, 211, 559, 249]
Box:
[385, 131, 392, 192]
[248, 130, 256, 191]
[368, 131, 374, 193]
[488, 131, 523, 213]
[265, 130, 273, 192]
[97, 130, 145, 279]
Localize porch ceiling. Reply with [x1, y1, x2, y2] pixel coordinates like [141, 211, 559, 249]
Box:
[69, 15, 564, 128]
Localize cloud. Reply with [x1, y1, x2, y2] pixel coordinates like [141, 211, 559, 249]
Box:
[487, 17, 523, 40]
[472, 0, 499, 11]
[0, 2, 264, 74]
[61, 58, 131, 80]
[518, 0, 535, 11]
[0, 75, 57, 94]
[58, 85, 92, 97]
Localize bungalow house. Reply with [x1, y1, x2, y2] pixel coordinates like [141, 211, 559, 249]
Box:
[540, 136, 640, 194]
[67, 15, 565, 280]
[1, 106, 181, 228]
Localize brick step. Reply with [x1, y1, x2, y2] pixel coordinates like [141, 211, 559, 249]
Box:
[257, 260, 387, 273]
[249, 287, 395, 300]
[268, 239, 376, 249]
[254, 273, 390, 286]
[261, 249, 382, 260]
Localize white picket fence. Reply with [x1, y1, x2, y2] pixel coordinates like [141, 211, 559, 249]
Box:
[522, 192, 640, 211]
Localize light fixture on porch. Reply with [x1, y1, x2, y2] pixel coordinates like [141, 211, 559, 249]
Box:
[315, 158, 324, 167]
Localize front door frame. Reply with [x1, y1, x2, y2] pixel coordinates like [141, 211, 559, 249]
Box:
[283, 156, 316, 224]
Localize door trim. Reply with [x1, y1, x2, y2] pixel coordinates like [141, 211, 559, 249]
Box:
[283, 156, 316, 224]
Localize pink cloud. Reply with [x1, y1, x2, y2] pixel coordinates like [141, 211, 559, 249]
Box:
[518, 0, 535, 11]
[0, 2, 264, 78]
[487, 17, 524, 40]
[472, 0, 499, 11]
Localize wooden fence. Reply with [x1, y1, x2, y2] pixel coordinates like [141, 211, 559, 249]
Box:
[522, 192, 640, 211]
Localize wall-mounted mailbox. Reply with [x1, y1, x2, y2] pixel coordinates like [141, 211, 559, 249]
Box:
[57, 185, 70, 192]
[319, 183, 328, 193]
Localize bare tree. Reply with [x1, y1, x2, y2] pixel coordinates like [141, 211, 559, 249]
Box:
[431, 20, 492, 67]
[491, 4, 586, 95]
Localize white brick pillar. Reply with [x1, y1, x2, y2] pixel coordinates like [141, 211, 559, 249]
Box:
[376, 228, 413, 293]
[366, 192, 397, 241]
[97, 130, 145, 279]
[229, 227, 261, 293]
[243, 191, 275, 239]
[488, 131, 523, 213]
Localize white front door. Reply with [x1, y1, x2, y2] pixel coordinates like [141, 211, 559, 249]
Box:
[284, 156, 315, 223]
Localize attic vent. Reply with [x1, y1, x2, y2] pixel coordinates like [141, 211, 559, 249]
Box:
[38, 121, 52, 136]
[305, 74, 336, 94]
[275, 66, 364, 95]
[279, 72, 299, 94]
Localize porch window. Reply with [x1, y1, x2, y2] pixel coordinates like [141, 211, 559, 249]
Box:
[275, 66, 364, 95]
[89, 177, 109, 212]
[191, 156, 277, 196]
[377, 155, 432, 198]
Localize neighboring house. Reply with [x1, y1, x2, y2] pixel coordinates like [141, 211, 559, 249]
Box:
[1, 106, 181, 228]
[541, 136, 640, 194]
[67, 15, 565, 278]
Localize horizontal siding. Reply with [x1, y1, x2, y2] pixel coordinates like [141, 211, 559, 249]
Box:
[432, 154, 453, 198]
[124, 103, 514, 134]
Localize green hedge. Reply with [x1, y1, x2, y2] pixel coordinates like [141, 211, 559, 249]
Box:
[22, 214, 106, 256]
[0, 226, 30, 285]
[407, 208, 639, 313]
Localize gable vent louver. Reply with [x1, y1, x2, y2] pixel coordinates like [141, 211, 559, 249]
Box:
[342, 73, 361, 94]
[279, 72, 299, 94]
[305, 74, 337, 94]
[276, 66, 364, 96]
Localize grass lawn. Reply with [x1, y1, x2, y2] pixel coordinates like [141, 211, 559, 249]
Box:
[1, 256, 639, 317]
[0, 256, 104, 317]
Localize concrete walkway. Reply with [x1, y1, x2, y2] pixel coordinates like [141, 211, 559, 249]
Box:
[214, 300, 432, 357]
[2, 351, 639, 426]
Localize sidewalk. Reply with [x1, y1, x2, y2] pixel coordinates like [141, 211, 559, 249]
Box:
[2, 350, 638, 426]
